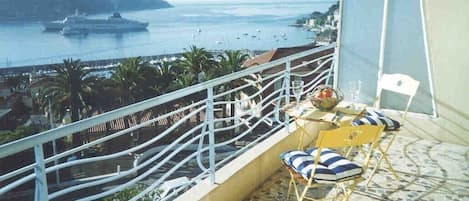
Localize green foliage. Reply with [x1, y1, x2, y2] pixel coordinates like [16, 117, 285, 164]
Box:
[305, 2, 339, 26]
[0, 125, 42, 145]
[296, 17, 307, 25]
[0, 0, 172, 20]
[111, 57, 156, 105]
[102, 185, 158, 201]
[177, 46, 216, 78]
[44, 58, 95, 122]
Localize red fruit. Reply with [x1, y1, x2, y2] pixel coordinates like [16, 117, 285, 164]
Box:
[323, 89, 333, 98]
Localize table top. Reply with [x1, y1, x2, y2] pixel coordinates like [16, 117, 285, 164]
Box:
[283, 100, 367, 124]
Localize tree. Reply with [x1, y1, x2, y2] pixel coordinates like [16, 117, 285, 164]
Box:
[177, 46, 216, 83]
[43, 58, 95, 148]
[175, 46, 217, 125]
[111, 57, 154, 106]
[153, 60, 176, 94]
[44, 58, 94, 123]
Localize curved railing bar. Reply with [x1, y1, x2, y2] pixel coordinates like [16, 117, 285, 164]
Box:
[291, 56, 334, 78]
[213, 75, 284, 106]
[50, 123, 205, 200]
[213, 97, 282, 132]
[0, 174, 35, 196]
[213, 87, 284, 123]
[0, 163, 35, 183]
[80, 132, 203, 201]
[45, 106, 207, 175]
[43, 101, 206, 165]
[213, 77, 264, 99]
[289, 54, 333, 73]
[303, 75, 330, 94]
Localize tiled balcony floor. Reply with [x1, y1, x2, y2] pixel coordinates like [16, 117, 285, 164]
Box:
[244, 135, 469, 201]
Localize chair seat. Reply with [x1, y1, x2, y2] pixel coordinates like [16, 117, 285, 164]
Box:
[352, 109, 400, 131]
[280, 148, 362, 183]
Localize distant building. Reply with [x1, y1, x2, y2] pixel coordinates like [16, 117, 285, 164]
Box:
[305, 18, 316, 28]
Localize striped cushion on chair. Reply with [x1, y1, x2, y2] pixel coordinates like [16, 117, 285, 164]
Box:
[306, 148, 362, 180]
[280, 150, 336, 183]
[352, 110, 400, 131]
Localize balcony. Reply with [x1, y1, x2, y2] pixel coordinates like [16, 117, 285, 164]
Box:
[0, 44, 337, 200]
[1, 0, 468, 200]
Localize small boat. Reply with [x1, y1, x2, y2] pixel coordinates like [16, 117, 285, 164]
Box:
[215, 40, 223, 44]
[243, 33, 249, 36]
[256, 29, 261, 32]
[197, 28, 202, 33]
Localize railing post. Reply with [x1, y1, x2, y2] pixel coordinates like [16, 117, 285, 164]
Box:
[206, 87, 216, 184]
[47, 96, 60, 184]
[34, 144, 48, 201]
[284, 60, 291, 131]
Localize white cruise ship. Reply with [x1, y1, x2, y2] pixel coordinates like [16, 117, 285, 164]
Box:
[43, 12, 149, 35]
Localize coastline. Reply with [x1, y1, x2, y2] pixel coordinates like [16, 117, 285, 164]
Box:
[0, 50, 267, 75]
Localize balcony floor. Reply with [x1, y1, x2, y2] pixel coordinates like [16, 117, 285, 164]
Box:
[244, 134, 469, 201]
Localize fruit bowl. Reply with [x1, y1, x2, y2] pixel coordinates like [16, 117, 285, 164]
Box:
[308, 85, 343, 111]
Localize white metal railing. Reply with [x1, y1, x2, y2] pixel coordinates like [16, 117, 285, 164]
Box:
[0, 43, 336, 201]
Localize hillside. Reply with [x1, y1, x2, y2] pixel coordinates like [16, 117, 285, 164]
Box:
[0, 0, 172, 20]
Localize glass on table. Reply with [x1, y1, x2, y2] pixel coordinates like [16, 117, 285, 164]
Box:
[347, 80, 362, 110]
[291, 80, 304, 111]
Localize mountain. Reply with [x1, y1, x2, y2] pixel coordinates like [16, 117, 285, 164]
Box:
[0, 0, 172, 20]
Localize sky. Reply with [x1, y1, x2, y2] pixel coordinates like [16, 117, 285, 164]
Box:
[166, 0, 324, 5]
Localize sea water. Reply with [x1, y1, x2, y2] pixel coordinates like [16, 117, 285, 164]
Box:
[0, 1, 335, 68]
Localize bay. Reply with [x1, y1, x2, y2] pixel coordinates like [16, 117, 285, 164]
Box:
[0, 1, 334, 68]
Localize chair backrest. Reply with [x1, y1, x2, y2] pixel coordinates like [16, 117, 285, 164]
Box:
[315, 125, 384, 149]
[375, 74, 420, 119]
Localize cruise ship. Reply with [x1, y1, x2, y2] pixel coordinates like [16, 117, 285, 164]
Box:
[43, 12, 149, 35]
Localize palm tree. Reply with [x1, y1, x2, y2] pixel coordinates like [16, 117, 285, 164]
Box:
[178, 45, 216, 83]
[153, 60, 177, 94]
[214, 50, 250, 77]
[176, 46, 217, 125]
[111, 57, 153, 106]
[44, 58, 94, 123]
[43, 58, 95, 148]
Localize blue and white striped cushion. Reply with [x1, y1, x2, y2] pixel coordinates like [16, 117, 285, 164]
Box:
[280, 150, 336, 183]
[306, 148, 362, 180]
[352, 110, 400, 130]
[366, 109, 386, 118]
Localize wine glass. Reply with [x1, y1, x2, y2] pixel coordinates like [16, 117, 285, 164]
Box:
[347, 80, 362, 109]
[292, 80, 304, 111]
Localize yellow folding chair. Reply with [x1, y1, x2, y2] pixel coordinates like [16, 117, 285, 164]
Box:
[365, 73, 420, 184]
[281, 125, 384, 201]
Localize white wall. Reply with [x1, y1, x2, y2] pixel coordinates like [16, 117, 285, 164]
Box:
[422, 0, 469, 143]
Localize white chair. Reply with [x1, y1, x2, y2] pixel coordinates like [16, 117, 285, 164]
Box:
[366, 73, 420, 185]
